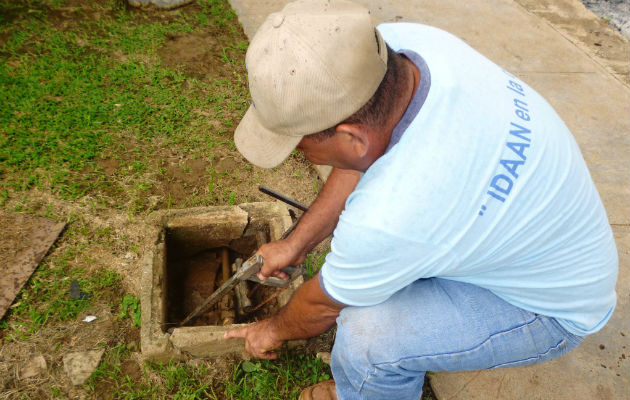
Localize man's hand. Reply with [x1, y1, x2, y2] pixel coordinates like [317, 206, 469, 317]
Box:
[225, 275, 343, 359]
[256, 239, 306, 281]
[254, 168, 360, 282]
[224, 319, 283, 360]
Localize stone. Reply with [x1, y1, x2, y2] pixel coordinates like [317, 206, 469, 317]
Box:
[170, 325, 247, 357]
[20, 355, 47, 379]
[165, 206, 248, 258]
[127, 0, 195, 10]
[62, 349, 105, 385]
[316, 352, 332, 366]
[238, 202, 292, 238]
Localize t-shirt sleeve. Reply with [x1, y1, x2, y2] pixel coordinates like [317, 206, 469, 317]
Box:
[320, 218, 458, 307]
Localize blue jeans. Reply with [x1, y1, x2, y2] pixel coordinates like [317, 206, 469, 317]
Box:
[331, 278, 584, 400]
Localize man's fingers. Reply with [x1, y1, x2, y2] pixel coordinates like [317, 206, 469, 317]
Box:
[225, 321, 282, 360]
[272, 270, 290, 280]
[224, 328, 247, 339]
[250, 347, 278, 360]
[243, 341, 278, 360]
[256, 269, 289, 281]
[256, 351, 278, 360]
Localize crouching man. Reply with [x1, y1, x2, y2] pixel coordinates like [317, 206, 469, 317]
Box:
[225, 1, 618, 399]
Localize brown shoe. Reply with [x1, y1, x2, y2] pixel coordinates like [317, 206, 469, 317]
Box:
[299, 380, 338, 400]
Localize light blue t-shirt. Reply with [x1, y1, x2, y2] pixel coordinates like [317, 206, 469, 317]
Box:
[320, 23, 618, 336]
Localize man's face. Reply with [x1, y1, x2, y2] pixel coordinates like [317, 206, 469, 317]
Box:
[296, 134, 347, 168]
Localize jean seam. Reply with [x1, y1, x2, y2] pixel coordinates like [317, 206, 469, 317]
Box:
[371, 315, 539, 368]
[358, 366, 377, 395]
[488, 338, 566, 369]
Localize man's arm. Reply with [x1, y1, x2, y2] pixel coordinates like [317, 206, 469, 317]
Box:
[257, 167, 361, 279]
[224, 273, 344, 359]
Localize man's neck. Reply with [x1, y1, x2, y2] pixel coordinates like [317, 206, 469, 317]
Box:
[374, 56, 421, 156]
[393, 56, 420, 128]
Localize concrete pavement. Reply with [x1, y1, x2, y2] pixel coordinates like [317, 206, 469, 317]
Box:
[228, 0, 630, 398]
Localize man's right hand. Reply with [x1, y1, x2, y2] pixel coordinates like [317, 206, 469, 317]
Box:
[253, 168, 360, 282]
[256, 238, 306, 281]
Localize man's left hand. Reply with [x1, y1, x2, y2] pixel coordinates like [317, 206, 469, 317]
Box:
[224, 319, 283, 360]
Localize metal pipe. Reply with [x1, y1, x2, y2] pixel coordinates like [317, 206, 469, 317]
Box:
[258, 185, 309, 212]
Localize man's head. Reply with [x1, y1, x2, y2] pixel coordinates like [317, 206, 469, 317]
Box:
[234, 0, 389, 169]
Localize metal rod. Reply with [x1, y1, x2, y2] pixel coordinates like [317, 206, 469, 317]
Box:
[258, 185, 309, 212]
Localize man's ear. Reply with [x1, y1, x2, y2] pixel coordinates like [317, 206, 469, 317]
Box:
[335, 123, 369, 158]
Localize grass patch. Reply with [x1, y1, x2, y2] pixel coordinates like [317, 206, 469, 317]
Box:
[305, 248, 330, 279]
[0, 0, 249, 203]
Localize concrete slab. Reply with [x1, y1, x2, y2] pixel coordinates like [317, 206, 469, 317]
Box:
[0, 212, 65, 319]
[228, 0, 629, 398]
[370, 0, 602, 74]
[229, 0, 289, 37]
[514, 0, 630, 85]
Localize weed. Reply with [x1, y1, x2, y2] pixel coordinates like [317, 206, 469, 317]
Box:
[0, 0, 248, 203]
[305, 250, 330, 279]
[119, 294, 141, 327]
[228, 191, 237, 205]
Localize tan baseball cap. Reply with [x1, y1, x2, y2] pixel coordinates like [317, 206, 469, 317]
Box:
[234, 0, 388, 168]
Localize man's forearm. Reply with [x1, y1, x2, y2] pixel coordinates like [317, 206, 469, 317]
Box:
[286, 167, 360, 256]
[269, 275, 343, 341]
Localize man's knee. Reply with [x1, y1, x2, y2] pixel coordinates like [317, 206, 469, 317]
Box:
[333, 305, 392, 366]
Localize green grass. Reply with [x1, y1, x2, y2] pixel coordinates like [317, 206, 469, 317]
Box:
[0, 0, 248, 202]
[305, 248, 330, 279]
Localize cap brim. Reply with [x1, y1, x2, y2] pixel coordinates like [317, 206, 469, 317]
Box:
[235, 105, 303, 169]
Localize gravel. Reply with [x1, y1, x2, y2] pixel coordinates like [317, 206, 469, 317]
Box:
[581, 0, 630, 40]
